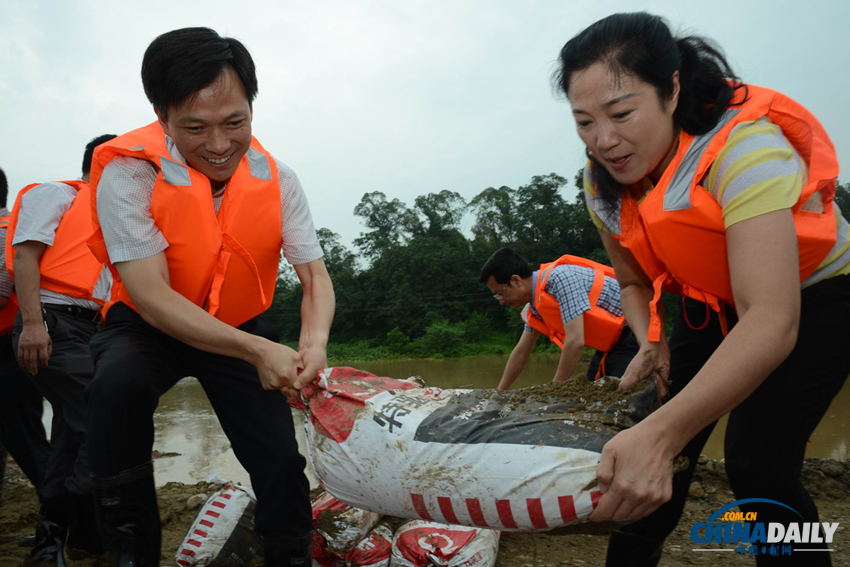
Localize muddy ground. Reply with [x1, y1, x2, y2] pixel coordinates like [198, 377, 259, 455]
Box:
[1, 455, 848, 566]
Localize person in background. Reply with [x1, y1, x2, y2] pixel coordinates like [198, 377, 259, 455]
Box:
[8, 135, 116, 564]
[0, 165, 50, 548]
[555, 12, 850, 566]
[479, 247, 638, 389]
[87, 27, 334, 566]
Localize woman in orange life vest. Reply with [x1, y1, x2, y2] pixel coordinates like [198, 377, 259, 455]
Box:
[554, 12, 850, 566]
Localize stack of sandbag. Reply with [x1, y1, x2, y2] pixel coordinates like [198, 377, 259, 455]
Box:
[391, 520, 500, 567]
[175, 484, 261, 566]
[293, 367, 660, 533]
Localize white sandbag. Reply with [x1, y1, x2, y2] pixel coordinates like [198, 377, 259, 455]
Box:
[390, 520, 499, 567]
[176, 484, 261, 566]
[296, 367, 659, 533]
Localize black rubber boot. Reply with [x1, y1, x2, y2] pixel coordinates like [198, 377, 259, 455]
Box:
[23, 496, 68, 567]
[605, 529, 665, 567]
[66, 492, 107, 558]
[263, 533, 312, 567]
[92, 461, 161, 567]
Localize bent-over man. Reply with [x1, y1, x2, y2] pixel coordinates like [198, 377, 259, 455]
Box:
[480, 248, 637, 389]
[87, 27, 334, 566]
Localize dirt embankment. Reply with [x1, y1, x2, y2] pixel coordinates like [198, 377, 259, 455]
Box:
[1, 455, 849, 566]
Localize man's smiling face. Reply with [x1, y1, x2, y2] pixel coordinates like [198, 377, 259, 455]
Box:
[156, 66, 253, 191]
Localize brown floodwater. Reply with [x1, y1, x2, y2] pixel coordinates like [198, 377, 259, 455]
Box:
[45, 355, 847, 487]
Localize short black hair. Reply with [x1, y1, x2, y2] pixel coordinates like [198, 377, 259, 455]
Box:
[0, 167, 7, 208]
[142, 27, 258, 117]
[479, 248, 533, 285]
[82, 134, 118, 177]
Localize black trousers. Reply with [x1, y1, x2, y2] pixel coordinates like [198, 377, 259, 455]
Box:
[586, 326, 640, 380]
[13, 309, 99, 500]
[0, 334, 49, 491]
[86, 302, 312, 539]
[614, 274, 850, 566]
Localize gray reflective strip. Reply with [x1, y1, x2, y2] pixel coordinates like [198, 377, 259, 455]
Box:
[247, 148, 272, 181]
[159, 156, 191, 186]
[129, 145, 144, 151]
[802, 210, 850, 286]
[664, 109, 741, 211]
[539, 263, 556, 283]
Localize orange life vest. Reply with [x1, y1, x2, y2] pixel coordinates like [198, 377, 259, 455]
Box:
[5, 181, 107, 305]
[521, 255, 625, 352]
[595, 84, 839, 342]
[88, 122, 283, 328]
[0, 215, 19, 334]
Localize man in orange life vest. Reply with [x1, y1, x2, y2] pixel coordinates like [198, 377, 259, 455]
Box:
[480, 248, 638, 389]
[86, 28, 335, 566]
[0, 165, 50, 547]
[7, 135, 117, 565]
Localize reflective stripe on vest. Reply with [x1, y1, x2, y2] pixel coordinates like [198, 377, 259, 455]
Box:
[662, 109, 741, 212]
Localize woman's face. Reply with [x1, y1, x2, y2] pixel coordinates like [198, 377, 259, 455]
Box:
[568, 62, 680, 185]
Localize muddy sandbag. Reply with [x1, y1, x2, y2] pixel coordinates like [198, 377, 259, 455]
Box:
[391, 520, 499, 567]
[339, 522, 394, 567]
[295, 367, 660, 533]
[175, 484, 261, 567]
[312, 490, 382, 556]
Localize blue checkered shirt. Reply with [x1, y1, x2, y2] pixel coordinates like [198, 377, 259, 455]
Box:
[524, 265, 622, 332]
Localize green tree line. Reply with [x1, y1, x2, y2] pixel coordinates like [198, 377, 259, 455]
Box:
[266, 175, 850, 361]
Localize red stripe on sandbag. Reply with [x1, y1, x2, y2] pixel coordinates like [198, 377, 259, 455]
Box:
[193, 529, 207, 537]
[558, 495, 577, 523]
[591, 490, 602, 508]
[526, 498, 548, 529]
[222, 492, 232, 499]
[200, 519, 214, 528]
[187, 538, 201, 547]
[411, 494, 433, 520]
[180, 548, 195, 557]
[496, 500, 517, 529]
[466, 499, 488, 527]
[438, 497, 459, 524]
[177, 561, 190, 567]
[212, 501, 226, 509]
[205, 510, 220, 518]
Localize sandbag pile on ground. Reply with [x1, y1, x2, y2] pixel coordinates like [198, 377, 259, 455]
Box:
[391, 520, 500, 567]
[293, 367, 660, 533]
[175, 483, 261, 566]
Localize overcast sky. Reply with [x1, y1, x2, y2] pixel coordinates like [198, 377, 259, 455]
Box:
[2, 0, 848, 253]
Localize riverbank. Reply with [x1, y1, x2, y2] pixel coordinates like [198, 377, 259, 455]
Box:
[2, 455, 848, 566]
[322, 333, 564, 364]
